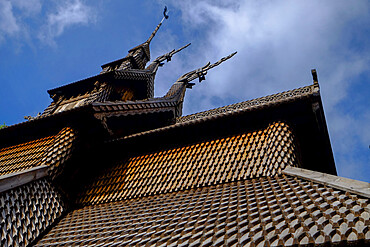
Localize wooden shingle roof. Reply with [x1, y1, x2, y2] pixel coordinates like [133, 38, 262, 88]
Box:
[77, 122, 298, 206]
[177, 84, 316, 124]
[0, 13, 368, 245]
[0, 178, 65, 246]
[35, 173, 370, 246]
[0, 127, 76, 179]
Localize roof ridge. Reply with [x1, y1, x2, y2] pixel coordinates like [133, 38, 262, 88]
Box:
[0, 165, 48, 193]
[108, 84, 316, 142]
[283, 166, 370, 198]
[177, 84, 315, 123]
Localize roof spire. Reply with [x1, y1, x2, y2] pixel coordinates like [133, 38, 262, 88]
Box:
[125, 6, 169, 65]
[311, 69, 318, 85]
[146, 6, 169, 44]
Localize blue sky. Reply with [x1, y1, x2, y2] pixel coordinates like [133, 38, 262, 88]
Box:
[0, 0, 369, 182]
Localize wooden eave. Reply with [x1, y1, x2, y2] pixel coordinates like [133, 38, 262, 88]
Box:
[0, 96, 181, 149]
[0, 104, 98, 148]
[47, 70, 152, 99]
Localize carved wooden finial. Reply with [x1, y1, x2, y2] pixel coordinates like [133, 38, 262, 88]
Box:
[177, 51, 237, 85]
[311, 69, 318, 84]
[147, 6, 169, 44]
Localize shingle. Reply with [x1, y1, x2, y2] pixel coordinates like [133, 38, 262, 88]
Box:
[0, 178, 65, 246]
[0, 127, 77, 178]
[77, 122, 298, 206]
[35, 175, 370, 247]
[177, 85, 315, 124]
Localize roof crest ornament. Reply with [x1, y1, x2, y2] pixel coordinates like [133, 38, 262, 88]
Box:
[147, 6, 169, 44]
[311, 69, 318, 84]
[129, 6, 169, 55]
[155, 43, 190, 64]
[145, 6, 169, 44]
[125, 6, 169, 64]
[146, 43, 191, 72]
[177, 51, 237, 88]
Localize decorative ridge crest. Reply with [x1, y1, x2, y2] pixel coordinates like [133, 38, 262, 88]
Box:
[147, 6, 169, 44]
[129, 6, 169, 53]
[154, 43, 190, 64]
[177, 84, 315, 123]
[146, 43, 191, 73]
[177, 51, 237, 86]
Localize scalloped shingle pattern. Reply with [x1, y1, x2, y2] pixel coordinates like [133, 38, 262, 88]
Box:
[36, 175, 370, 246]
[0, 178, 65, 247]
[41, 127, 77, 179]
[77, 122, 297, 206]
[0, 136, 55, 176]
[0, 127, 76, 178]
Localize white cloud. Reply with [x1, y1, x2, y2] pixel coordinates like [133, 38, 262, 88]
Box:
[39, 0, 96, 46]
[0, 0, 96, 47]
[159, 0, 370, 181]
[0, 0, 42, 44]
[0, 0, 20, 41]
[12, 0, 42, 16]
[168, 1, 369, 107]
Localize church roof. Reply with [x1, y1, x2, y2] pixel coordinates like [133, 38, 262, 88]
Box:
[1, 10, 369, 247]
[77, 122, 297, 206]
[177, 84, 316, 124]
[34, 171, 370, 247]
[1, 83, 369, 246]
[0, 127, 76, 178]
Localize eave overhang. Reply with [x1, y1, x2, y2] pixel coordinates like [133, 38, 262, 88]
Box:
[0, 96, 181, 148]
[0, 105, 99, 148]
[47, 70, 154, 101]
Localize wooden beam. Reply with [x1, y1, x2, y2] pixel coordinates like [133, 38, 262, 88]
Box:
[0, 166, 48, 193]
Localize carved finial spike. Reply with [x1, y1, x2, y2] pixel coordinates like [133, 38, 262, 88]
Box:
[177, 51, 237, 84]
[311, 69, 318, 84]
[163, 6, 169, 20]
[147, 6, 169, 44]
[153, 43, 191, 64]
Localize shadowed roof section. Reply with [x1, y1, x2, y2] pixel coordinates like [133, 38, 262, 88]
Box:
[113, 84, 316, 140]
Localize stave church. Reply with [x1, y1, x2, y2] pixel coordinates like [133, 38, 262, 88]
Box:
[1, 10, 369, 247]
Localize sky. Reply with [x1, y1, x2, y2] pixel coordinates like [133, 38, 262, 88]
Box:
[0, 0, 369, 182]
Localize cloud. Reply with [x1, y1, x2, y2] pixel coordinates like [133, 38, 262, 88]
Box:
[161, 0, 370, 181]
[0, 0, 42, 44]
[12, 0, 42, 16]
[39, 0, 96, 46]
[0, 0, 95, 47]
[0, 0, 20, 42]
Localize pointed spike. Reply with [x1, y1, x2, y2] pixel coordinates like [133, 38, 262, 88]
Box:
[311, 69, 318, 84]
[163, 6, 169, 19]
[147, 6, 169, 44]
[177, 51, 237, 83]
[153, 43, 191, 64]
[147, 22, 162, 44]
